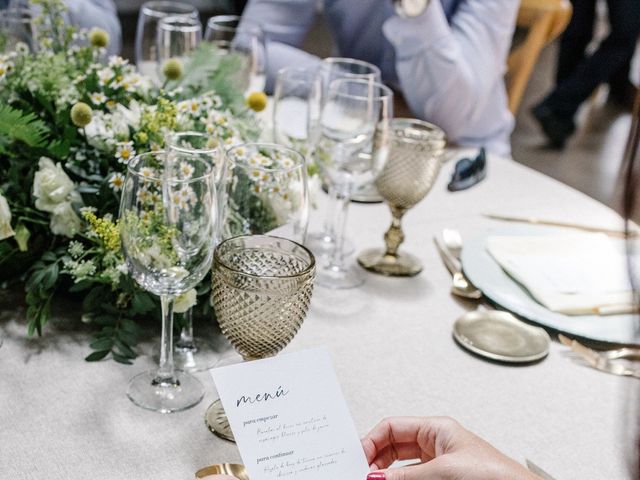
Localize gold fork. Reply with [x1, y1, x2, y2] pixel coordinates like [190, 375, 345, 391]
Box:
[558, 334, 640, 379]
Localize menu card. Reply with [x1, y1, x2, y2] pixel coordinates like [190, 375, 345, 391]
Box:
[210, 348, 369, 480]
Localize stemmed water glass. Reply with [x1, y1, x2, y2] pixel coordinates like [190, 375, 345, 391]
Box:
[205, 234, 316, 441]
[314, 79, 393, 289]
[272, 67, 316, 155]
[218, 143, 309, 244]
[165, 132, 224, 372]
[357, 119, 446, 276]
[305, 58, 382, 258]
[135, 1, 198, 82]
[119, 150, 217, 413]
[157, 15, 202, 83]
[204, 15, 266, 94]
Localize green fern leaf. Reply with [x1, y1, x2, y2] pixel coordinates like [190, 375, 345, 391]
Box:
[0, 104, 50, 148]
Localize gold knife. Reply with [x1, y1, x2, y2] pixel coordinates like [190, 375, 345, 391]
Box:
[526, 459, 556, 480]
[484, 213, 636, 238]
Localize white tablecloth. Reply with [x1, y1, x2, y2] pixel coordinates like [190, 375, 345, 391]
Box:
[0, 152, 634, 479]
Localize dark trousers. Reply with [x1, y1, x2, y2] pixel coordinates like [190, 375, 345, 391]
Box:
[544, 0, 640, 120]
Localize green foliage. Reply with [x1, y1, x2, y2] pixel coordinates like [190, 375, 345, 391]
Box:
[169, 43, 246, 112]
[0, 0, 278, 365]
[0, 104, 50, 149]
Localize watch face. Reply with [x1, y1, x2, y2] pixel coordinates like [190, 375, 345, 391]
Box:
[401, 0, 428, 17]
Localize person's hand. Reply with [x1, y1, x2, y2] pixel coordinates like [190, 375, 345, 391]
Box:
[361, 416, 540, 480]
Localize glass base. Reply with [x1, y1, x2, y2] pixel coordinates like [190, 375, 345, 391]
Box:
[316, 263, 365, 289]
[357, 248, 423, 277]
[127, 370, 204, 413]
[306, 232, 355, 259]
[205, 398, 235, 442]
[351, 182, 384, 203]
[174, 337, 222, 373]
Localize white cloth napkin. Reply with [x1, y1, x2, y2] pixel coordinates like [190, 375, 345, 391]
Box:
[486, 234, 635, 315]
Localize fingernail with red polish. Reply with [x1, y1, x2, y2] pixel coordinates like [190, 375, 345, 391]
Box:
[367, 473, 386, 480]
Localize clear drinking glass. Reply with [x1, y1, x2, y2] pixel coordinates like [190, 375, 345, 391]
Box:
[119, 150, 217, 413]
[218, 143, 309, 244]
[314, 79, 393, 289]
[165, 132, 224, 372]
[306, 58, 382, 258]
[0, 6, 37, 52]
[135, 1, 198, 82]
[272, 67, 316, 155]
[204, 15, 266, 94]
[204, 234, 316, 441]
[157, 15, 202, 83]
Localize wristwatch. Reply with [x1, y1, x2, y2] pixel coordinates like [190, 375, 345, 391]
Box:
[393, 0, 430, 17]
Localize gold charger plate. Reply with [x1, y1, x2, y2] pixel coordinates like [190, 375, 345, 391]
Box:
[453, 310, 550, 363]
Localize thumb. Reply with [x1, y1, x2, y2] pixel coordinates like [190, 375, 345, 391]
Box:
[366, 462, 445, 480]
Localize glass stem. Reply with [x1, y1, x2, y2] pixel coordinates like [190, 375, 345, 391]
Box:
[177, 307, 195, 350]
[322, 185, 340, 241]
[327, 192, 351, 270]
[156, 295, 176, 384]
[384, 206, 407, 258]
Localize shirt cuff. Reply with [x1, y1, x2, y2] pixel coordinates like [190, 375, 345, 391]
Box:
[382, 0, 452, 58]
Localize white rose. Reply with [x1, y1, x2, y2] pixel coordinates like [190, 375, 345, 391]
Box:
[173, 288, 197, 313]
[84, 112, 110, 149]
[0, 192, 15, 240]
[33, 157, 76, 212]
[50, 201, 82, 238]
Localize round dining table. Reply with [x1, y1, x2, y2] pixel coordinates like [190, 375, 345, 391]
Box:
[0, 149, 633, 479]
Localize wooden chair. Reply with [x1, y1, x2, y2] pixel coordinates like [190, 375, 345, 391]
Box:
[506, 0, 573, 114]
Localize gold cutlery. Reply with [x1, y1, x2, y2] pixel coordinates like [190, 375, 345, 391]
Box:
[195, 463, 248, 480]
[433, 237, 482, 299]
[558, 334, 640, 379]
[525, 459, 556, 480]
[484, 213, 636, 238]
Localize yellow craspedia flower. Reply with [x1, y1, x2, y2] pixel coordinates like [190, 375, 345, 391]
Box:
[246, 91, 267, 112]
[70, 102, 93, 127]
[162, 58, 183, 81]
[88, 27, 109, 48]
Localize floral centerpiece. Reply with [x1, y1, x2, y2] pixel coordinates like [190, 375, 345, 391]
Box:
[0, 0, 268, 363]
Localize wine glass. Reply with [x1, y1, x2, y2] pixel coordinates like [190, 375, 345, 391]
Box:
[205, 234, 316, 441]
[218, 143, 309, 244]
[204, 15, 266, 94]
[119, 150, 217, 413]
[357, 119, 446, 276]
[314, 78, 393, 289]
[135, 1, 198, 82]
[165, 132, 224, 372]
[272, 67, 316, 156]
[157, 15, 202, 82]
[305, 58, 381, 258]
[0, 6, 37, 53]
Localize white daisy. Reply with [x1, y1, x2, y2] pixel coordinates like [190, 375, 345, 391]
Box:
[108, 56, 128, 68]
[280, 156, 295, 169]
[115, 141, 135, 164]
[179, 162, 195, 179]
[97, 68, 115, 86]
[139, 167, 156, 179]
[189, 100, 200, 115]
[136, 189, 152, 204]
[108, 172, 125, 192]
[90, 92, 107, 105]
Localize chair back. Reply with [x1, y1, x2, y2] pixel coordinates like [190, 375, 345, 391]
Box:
[506, 0, 572, 114]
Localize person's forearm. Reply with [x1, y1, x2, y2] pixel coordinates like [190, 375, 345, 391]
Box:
[383, 0, 518, 142]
